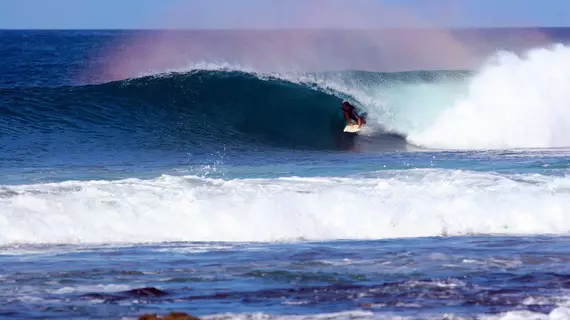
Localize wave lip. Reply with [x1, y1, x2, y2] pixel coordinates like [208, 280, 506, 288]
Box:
[1, 170, 570, 246]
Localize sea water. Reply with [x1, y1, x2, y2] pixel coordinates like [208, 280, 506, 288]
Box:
[2, 29, 570, 319]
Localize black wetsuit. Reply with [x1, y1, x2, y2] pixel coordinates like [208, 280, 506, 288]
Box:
[342, 103, 366, 123]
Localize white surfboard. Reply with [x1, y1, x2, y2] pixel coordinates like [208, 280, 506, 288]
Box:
[343, 125, 361, 133]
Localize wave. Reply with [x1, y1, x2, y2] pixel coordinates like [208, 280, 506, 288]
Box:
[0, 69, 414, 157]
[2, 170, 570, 245]
[3, 43, 570, 156]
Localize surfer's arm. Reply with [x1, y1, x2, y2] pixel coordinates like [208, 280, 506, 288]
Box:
[352, 111, 362, 127]
[344, 112, 352, 125]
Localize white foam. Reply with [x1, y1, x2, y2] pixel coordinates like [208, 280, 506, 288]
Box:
[203, 311, 378, 320]
[202, 310, 471, 320]
[137, 61, 259, 79]
[522, 295, 570, 307]
[410, 44, 570, 149]
[2, 170, 570, 245]
[199, 307, 570, 320]
[480, 307, 570, 320]
[51, 284, 131, 294]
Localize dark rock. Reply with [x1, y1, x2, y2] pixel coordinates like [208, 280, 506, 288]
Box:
[139, 312, 200, 320]
[124, 287, 168, 297]
[164, 312, 201, 320]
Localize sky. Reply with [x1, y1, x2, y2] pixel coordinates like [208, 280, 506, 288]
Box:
[0, 0, 569, 29]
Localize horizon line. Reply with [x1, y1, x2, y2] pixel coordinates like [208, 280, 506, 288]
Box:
[2, 26, 570, 31]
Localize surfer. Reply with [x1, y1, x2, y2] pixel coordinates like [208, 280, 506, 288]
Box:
[341, 101, 366, 128]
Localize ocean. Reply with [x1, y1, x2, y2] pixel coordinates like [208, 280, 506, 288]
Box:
[2, 29, 570, 319]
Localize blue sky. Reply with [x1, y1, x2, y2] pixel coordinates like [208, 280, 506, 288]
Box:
[0, 0, 569, 29]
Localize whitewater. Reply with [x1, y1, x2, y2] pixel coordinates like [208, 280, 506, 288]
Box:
[408, 44, 570, 149]
[2, 169, 570, 245]
[3, 29, 570, 320]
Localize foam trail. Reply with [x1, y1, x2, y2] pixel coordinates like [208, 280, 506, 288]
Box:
[2, 170, 570, 245]
[410, 44, 570, 150]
